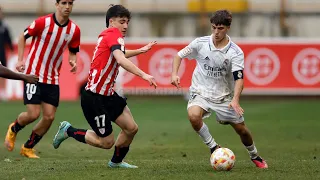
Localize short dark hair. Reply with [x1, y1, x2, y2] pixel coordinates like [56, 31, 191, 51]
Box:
[106, 4, 131, 27]
[210, 10, 232, 26]
[56, 0, 75, 3]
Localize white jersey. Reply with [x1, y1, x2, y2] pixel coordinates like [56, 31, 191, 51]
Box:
[178, 35, 244, 103]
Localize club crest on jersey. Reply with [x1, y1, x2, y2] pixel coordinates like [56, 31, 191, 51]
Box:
[223, 59, 229, 66]
[30, 21, 36, 29]
[64, 34, 71, 41]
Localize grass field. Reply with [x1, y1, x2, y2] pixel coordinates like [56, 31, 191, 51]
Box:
[0, 97, 319, 180]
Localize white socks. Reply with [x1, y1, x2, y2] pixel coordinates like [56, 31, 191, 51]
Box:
[197, 123, 217, 149]
[197, 123, 259, 159]
[246, 143, 258, 159]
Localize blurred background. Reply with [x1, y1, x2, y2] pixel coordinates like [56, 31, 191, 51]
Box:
[0, 0, 319, 99]
[2, 0, 320, 38]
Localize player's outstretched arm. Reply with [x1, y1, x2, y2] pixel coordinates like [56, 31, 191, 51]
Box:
[113, 49, 157, 88]
[125, 41, 157, 58]
[0, 64, 39, 83]
[171, 40, 197, 88]
[16, 33, 27, 72]
[171, 55, 182, 88]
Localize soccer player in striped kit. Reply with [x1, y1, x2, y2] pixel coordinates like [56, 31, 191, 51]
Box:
[4, 0, 80, 158]
[171, 10, 268, 169]
[52, 4, 157, 168]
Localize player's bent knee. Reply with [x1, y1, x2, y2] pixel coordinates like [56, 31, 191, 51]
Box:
[100, 139, 115, 149]
[188, 115, 203, 131]
[125, 124, 138, 136]
[188, 112, 202, 124]
[131, 124, 139, 135]
[27, 111, 40, 121]
[26, 105, 41, 120]
[42, 114, 55, 122]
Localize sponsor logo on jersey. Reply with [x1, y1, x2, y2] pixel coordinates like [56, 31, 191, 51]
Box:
[204, 64, 227, 78]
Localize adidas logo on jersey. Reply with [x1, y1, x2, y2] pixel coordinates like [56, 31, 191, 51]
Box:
[205, 56, 210, 60]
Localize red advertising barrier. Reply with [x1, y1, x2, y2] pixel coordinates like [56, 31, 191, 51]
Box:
[3, 40, 320, 100]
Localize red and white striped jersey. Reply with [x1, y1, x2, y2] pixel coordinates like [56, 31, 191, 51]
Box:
[85, 27, 125, 96]
[24, 13, 81, 85]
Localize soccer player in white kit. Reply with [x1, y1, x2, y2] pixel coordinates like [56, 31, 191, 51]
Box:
[171, 10, 268, 169]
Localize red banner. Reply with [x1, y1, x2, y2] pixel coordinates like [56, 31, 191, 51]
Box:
[3, 41, 320, 100]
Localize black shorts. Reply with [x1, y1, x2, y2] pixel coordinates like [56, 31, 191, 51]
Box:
[23, 82, 60, 107]
[81, 90, 127, 137]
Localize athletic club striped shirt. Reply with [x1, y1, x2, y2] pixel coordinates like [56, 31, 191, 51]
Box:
[85, 28, 125, 96]
[24, 13, 81, 85]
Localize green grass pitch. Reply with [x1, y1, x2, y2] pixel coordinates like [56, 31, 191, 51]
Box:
[0, 97, 319, 180]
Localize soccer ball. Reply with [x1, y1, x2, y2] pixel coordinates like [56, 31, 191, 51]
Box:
[210, 148, 235, 171]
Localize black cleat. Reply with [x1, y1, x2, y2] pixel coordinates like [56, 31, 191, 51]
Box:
[210, 144, 221, 154]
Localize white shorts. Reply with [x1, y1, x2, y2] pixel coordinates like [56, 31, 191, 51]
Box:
[187, 94, 244, 124]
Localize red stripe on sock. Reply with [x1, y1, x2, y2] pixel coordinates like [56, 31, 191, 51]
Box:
[74, 131, 86, 135]
[116, 147, 120, 156]
[28, 132, 36, 146]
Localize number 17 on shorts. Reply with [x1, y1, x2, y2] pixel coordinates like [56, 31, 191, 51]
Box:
[95, 114, 106, 134]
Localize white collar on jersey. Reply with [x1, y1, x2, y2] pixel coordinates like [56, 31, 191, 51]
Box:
[209, 34, 232, 53]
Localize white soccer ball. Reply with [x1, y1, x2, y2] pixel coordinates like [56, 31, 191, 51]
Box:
[210, 148, 235, 171]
